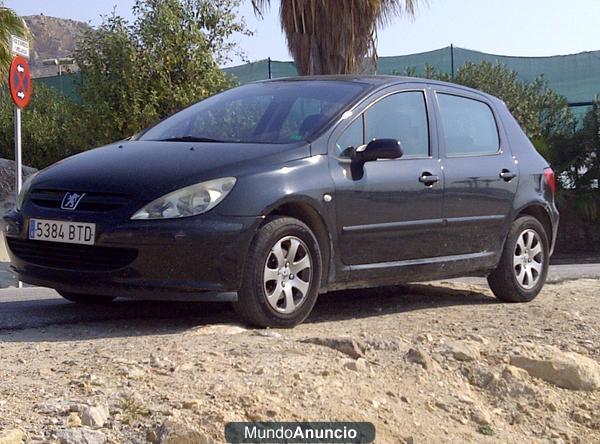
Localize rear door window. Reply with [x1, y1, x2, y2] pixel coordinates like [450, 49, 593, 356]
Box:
[437, 93, 500, 156]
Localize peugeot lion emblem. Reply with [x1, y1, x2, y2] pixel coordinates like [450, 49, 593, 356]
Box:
[61, 192, 85, 210]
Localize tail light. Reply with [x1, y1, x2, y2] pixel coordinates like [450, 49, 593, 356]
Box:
[543, 167, 556, 195]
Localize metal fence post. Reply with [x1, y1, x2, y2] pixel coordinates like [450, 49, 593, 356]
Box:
[450, 44, 455, 79]
[268, 57, 272, 79]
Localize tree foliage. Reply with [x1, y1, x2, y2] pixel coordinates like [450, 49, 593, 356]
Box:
[74, 0, 247, 144]
[252, 0, 418, 75]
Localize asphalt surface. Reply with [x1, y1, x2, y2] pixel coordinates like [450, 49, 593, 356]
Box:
[0, 263, 597, 331]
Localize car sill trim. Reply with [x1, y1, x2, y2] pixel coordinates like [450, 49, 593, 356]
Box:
[345, 251, 495, 272]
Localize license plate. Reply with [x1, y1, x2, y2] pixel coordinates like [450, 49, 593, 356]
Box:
[29, 219, 96, 245]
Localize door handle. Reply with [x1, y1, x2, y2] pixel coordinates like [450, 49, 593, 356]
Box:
[499, 169, 517, 182]
[419, 172, 440, 186]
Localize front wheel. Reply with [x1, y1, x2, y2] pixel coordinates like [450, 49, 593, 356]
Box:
[233, 216, 322, 328]
[488, 216, 549, 302]
[59, 292, 116, 304]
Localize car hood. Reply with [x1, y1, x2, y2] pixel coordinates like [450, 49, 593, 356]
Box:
[32, 141, 309, 201]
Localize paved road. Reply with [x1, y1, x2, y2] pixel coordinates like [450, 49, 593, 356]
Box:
[0, 264, 597, 331]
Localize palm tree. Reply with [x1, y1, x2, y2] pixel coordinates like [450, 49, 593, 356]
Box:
[0, 5, 27, 82]
[251, 0, 418, 75]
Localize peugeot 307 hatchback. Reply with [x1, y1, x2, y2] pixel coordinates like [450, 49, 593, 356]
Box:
[5, 76, 559, 328]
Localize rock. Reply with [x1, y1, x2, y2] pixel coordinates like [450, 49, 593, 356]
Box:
[146, 429, 159, 443]
[188, 324, 246, 336]
[415, 333, 433, 343]
[465, 334, 489, 345]
[456, 393, 475, 405]
[365, 338, 403, 351]
[502, 365, 530, 381]
[0, 158, 37, 197]
[182, 399, 201, 410]
[301, 337, 366, 359]
[444, 340, 480, 362]
[435, 401, 452, 412]
[471, 407, 493, 426]
[66, 412, 82, 427]
[253, 330, 284, 339]
[125, 366, 146, 380]
[56, 428, 106, 444]
[469, 365, 499, 387]
[156, 419, 212, 444]
[510, 346, 600, 391]
[572, 410, 592, 425]
[80, 404, 109, 428]
[405, 348, 434, 370]
[343, 358, 368, 372]
[150, 354, 165, 368]
[175, 362, 194, 372]
[0, 428, 25, 444]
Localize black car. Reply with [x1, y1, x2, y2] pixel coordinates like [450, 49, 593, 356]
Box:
[5, 76, 558, 327]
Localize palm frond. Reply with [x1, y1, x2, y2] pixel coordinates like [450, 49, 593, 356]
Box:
[0, 7, 27, 82]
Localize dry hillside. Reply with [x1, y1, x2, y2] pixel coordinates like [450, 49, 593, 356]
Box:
[23, 15, 90, 78]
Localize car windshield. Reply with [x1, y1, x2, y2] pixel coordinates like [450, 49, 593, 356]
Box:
[139, 80, 368, 144]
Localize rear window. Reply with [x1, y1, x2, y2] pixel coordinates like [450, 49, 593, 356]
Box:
[437, 93, 500, 156]
[140, 81, 368, 144]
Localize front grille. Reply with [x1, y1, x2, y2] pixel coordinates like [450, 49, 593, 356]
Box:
[7, 238, 138, 271]
[30, 189, 131, 212]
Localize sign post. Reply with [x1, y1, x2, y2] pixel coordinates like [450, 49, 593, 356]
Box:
[14, 107, 22, 193]
[8, 54, 31, 195]
[9, 37, 30, 290]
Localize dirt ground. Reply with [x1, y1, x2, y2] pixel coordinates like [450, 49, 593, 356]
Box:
[0, 278, 598, 443]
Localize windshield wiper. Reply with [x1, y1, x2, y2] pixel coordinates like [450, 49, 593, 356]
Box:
[158, 136, 224, 143]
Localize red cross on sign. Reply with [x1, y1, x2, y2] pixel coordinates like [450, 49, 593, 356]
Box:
[9, 56, 32, 109]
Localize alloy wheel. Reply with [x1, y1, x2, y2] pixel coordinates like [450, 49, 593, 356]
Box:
[513, 229, 544, 290]
[263, 235, 312, 314]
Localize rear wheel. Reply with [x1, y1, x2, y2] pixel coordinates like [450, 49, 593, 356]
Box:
[233, 216, 322, 328]
[488, 216, 549, 302]
[59, 292, 116, 304]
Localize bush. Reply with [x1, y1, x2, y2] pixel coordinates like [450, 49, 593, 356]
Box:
[0, 83, 88, 169]
[74, 0, 247, 146]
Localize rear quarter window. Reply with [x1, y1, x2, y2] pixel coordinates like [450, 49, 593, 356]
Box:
[437, 93, 500, 156]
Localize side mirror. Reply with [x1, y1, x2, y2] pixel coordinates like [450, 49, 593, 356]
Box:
[353, 139, 403, 163]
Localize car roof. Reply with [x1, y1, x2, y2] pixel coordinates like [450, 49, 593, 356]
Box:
[257, 75, 502, 104]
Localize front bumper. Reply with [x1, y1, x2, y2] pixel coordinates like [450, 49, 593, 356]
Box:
[4, 208, 261, 300]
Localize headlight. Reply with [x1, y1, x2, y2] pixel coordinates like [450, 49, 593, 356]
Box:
[17, 172, 38, 211]
[131, 177, 236, 220]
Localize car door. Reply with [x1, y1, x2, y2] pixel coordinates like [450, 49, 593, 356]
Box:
[432, 87, 519, 256]
[329, 86, 446, 268]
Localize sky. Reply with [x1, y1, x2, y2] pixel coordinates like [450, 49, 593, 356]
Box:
[6, 0, 600, 67]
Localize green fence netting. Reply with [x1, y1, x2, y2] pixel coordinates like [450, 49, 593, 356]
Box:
[34, 72, 81, 103]
[35, 46, 600, 115]
[224, 46, 600, 110]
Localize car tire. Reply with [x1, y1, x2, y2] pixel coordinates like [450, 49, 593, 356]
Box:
[488, 215, 549, 303]
[59, 292, 116, 304]
[233, 216, 322, 328]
